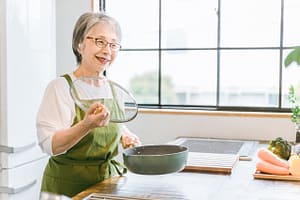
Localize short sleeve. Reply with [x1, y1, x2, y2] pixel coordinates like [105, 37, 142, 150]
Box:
[36, 75, 76, 155]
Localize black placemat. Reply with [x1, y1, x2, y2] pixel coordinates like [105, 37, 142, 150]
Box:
[181, 140, 244, 154]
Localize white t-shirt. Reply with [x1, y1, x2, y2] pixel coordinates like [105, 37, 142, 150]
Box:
[36, 73, 76, 155]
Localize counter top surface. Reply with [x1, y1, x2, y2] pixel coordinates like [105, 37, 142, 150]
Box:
[73, 143, 300, 200]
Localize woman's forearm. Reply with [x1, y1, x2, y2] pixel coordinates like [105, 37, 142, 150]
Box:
[51, 120, 91, 155]
[51, 103, 110, 155]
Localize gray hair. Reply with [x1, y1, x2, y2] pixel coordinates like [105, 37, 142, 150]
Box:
[72, 12, 122, 64]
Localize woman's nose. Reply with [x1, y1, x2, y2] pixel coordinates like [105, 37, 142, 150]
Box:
[101, 44, 112, 54]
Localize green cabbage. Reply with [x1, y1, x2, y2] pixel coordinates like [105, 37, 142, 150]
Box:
[268, 137, 291, 160]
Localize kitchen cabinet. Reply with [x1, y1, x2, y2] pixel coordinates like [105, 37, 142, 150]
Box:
[0, 0, 55, 199]
[0, 156, 48, 200]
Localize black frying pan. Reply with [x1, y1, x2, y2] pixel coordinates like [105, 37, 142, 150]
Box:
[122, 144, 188, 175]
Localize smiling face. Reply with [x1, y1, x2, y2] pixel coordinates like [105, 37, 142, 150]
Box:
[75, 21, 120, 77]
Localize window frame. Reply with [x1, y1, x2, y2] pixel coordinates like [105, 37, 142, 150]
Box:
[102, 0, 296, 113]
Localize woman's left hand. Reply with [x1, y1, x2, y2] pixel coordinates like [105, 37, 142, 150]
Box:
[121, 131, 141, 149]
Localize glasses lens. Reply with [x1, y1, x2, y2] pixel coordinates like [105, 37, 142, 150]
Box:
[111, 43, 121, 51]
[94, 38, 121, 51]
[95, 39, 106, 48]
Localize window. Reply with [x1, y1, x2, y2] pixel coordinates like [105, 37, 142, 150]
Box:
[104, 0, 300, 111]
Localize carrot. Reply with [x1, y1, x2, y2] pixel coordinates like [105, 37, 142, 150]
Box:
[257, 148, 289, 169]
[256, 159, 290, 175]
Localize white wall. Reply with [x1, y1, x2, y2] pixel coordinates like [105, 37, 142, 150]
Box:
[56, 0, 92, 76]
[125, 111, 296, 144]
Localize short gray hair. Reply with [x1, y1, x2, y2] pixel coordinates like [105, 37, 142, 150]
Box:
[72, 12, 122, 64]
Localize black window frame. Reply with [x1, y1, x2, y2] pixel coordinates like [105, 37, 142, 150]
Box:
[102, 0, 296, 113]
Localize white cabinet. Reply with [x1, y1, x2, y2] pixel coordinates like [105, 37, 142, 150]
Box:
[0, 0, 55, 199]
[0, 144, 46, 169]
[0, 156, 48, 200]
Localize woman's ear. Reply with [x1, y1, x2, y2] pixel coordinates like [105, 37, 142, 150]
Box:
[77, 43, 82, 53]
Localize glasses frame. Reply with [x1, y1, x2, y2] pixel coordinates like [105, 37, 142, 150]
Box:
[86, 36, 122, 51]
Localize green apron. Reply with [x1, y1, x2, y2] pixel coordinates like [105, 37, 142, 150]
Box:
[41, 74, 127, 197]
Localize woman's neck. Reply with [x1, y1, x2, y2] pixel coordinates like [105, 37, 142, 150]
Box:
[73, 66, 104, 78]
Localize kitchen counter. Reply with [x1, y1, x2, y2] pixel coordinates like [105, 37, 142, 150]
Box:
[73, 143, 300, 200]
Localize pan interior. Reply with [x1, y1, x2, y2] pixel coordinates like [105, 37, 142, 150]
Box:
[124, 145, 188, 156]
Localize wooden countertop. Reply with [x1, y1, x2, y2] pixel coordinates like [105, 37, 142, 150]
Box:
[73, 144, 300, 200]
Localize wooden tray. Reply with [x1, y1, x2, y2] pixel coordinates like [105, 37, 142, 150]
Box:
[253, 171, 300, 181]
[84, 193, 158, 200]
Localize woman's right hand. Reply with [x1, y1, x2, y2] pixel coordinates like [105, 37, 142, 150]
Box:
[82, 102, 110, 129]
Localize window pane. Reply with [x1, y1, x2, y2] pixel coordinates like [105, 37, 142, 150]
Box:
[283, 0, 300, 46]
[221, 0, 281, 47]
[106, 0, 159, 48]
[106, 1, 295, 111]
[161, 50, 217, 105]
[107, 51, 159, 104]
[161, 0, 218, 48]
[282, 49, 300, 108]
[219, 50, 280, 107]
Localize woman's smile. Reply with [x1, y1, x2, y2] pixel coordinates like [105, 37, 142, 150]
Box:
[96, 55, 110, 65]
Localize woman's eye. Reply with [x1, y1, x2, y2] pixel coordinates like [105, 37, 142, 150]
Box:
[96, 39, 106, 46]
[111, 44, 117, 48]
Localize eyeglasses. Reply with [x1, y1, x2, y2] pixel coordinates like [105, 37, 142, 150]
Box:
[86, 36, 121, 51]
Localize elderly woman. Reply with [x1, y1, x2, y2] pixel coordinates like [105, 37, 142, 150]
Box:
[36, 12, 140, 197]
